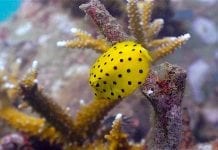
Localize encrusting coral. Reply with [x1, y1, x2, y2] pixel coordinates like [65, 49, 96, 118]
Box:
[0, 0, 190, 149]
[141, 63, 186, 149]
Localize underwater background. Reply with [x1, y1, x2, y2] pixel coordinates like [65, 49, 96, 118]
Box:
[0, 0, 21, 22]
[0, 0, 217, 149]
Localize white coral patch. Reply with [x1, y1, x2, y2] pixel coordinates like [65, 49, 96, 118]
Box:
[32, 60, 38, 70]
[180, 33, 191, 41]
[70, 27, 80, 33]
[115, 113, 122, 120]
[56, 41, 67, 47]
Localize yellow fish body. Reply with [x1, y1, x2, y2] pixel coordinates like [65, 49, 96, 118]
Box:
[89, 41, 152, 100]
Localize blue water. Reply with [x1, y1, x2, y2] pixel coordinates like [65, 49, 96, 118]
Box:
[0, 0, 21, 22]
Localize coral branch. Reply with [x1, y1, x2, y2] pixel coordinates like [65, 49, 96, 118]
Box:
[0, 107, 60, 143]
[127, 0, 145, 44]
[74, 98, 121, 141]
[146, 19, 164, 41]
[105, 113, 129, 150]
[141, 0, 153, 29]
[150, 33, 190, 62]
[79, 0, 129, 43]
[57, 28, 110, 53]
[57, 38, 110, 53]
[19, 68, 82, 144]
[141, 62, 186, 150]
[147, 37, 176, 49]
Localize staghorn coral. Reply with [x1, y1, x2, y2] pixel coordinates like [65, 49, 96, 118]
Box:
[0, 0, 191, 149]
[0, 62, 64, 141]
[62, 0, 187, 38]
[60, 0, 190, 101]
[0, 60, 61, 143]
[64, 0, 190, 60]
[105, 113, 132, 150]
[58, 29, 110, 53]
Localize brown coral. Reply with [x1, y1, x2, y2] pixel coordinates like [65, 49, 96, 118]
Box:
[141, 63, 186, 150]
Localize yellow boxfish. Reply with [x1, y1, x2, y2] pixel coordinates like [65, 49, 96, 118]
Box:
[89, 41, 152, 100]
